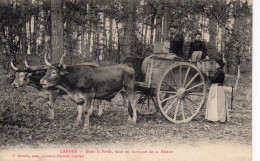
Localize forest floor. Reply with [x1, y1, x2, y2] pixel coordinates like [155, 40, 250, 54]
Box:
[0, 66, 252, 160]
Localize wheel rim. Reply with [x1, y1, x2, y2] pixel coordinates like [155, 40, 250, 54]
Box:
[156, 62, 206, 123]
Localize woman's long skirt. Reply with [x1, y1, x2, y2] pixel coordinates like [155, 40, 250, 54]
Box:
[205, 84, 230, 122]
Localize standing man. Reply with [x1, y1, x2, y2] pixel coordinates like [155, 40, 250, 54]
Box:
[189, 31, 208, 62]
[168, 25, 184, 58]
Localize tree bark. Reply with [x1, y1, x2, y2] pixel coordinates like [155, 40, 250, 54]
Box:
[162, 5, 169, 41]
[125, 0, 137, 56]
[108, 17, 113, 60]
[149, 8, 156, 44]
[21, 0, 28, 55]
[51, 0, 64, 62]
[102, 12, 107, 60]
[32, 0, 39, 55]
[208, 17, 217, 54]
[81, 25, 85, 56]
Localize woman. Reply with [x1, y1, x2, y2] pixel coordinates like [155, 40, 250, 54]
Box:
[205, 60, 230, 122]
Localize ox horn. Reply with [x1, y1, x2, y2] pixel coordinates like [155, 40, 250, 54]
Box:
[10, 59, 19, 71]
[24, 58, 30, 69]
[44, 53, 52, 66]
[59, 53, 67, 68]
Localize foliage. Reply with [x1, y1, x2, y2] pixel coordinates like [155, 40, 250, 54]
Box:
[0, 0, 252, 73]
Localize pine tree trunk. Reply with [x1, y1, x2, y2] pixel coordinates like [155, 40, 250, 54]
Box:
[51, 0, 64, 62]
[108, 17, 113, 60]
[103, 13, 107, 60]
[155, 17, 161, 42]
[96, 27, 100, 62]
[162, 5, 169, 41]
[116, 22, 121, 63]
[32, 0, 39, 55]
[81, 25, 85, 56]
[125, 0, 136, 56]
[21, 0, 28, 55]
[149, 9, 156, 44]
[221, 25, 226, 68]
[208, 17, 217, 58]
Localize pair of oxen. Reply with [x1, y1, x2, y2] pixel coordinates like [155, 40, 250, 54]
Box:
[11, 54, 137, 132]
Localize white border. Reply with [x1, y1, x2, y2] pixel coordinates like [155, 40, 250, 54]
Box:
[253, 1, 259, 161]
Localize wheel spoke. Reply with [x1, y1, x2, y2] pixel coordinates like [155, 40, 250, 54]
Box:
[170, 70, 179, 88]
[181, 100, 185, 120]
[165, 97, 178, 114]
[151, 95, 158, 109]
[137, 93, 144, 102]
[141, 95, 147, 109]
[162, 80, 177, 91]
[183, 99, 194, 115]
[161, 95, 177, 103]
[184, 96, 200, 107]
[160, 90, 177, 94]
[183, 67, 191, 87]
[173, 99, 180, 121]
[185, 73, 199, 89]
[187, 92, 204, 96]
[186, 83, 204, 92]
[179, 66, 182, 87]
[147, 95, 150, 108]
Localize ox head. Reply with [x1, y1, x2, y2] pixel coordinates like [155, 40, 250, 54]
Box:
[40, 53, 99, 88]
[40, 53, 68, 88]
[11, 58, 48, 88]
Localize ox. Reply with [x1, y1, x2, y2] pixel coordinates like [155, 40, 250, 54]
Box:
[40, 54, 137, 132]
[11, 57, 103, 120]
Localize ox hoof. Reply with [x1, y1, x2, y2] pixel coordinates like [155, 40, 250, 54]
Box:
[127, 117, 137, 124]
[48, 111, 55, 121]
[47, 116, 54, 121]
[81, 127, 90, 133]
[97, 113, 102, 118]
[73, 121, 81, 130]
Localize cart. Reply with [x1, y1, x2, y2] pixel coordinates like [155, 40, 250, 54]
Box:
[135, 44, 217, 123]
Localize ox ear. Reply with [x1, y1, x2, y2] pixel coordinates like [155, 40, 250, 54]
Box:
[59, 69, 69, 75]
[59, 63, 67, 69]
[26, 73, 32, 77]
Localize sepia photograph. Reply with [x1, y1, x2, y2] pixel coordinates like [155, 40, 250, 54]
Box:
[0, 0, 253, 160]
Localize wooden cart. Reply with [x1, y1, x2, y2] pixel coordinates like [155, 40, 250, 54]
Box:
[135, 52, 217, 123]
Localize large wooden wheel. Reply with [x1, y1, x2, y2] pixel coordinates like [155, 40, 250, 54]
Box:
[156, 62, 207, 123]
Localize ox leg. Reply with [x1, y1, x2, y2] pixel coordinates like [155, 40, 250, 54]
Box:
[127, 91, 137, 123]
[121, 91, 133, 123]
[97, 100, 103, 117]
[93, 99, 103, 117]
[121, 90, 137, 123]
[47, 91, 57, 120]
[74, 105, 83, 128]
[82, 98, 94, 133]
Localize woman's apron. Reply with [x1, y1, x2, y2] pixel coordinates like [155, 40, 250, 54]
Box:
[205, 84, 230, 122]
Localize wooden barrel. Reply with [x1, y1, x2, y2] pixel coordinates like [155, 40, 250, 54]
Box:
[196, 59, 217, 77]
[141, 54, 183, 88]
